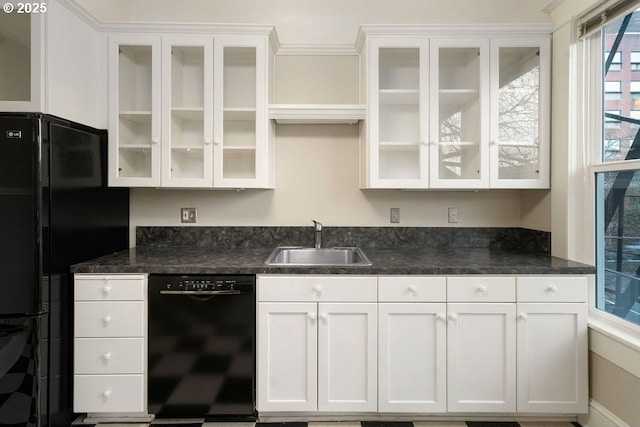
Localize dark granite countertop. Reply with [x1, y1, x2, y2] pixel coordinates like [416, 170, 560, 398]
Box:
[71, 246, 595, 275]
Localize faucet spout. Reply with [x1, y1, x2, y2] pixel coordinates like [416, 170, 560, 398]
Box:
[312, 220, 322, 248]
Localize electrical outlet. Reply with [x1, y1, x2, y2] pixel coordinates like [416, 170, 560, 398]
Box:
[181, 207, 197, 224]
[448, 207, 458, 224]
[390, 208, 400, 223]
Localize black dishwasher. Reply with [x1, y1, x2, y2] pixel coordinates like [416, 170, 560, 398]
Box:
[148, 275, 256, 420]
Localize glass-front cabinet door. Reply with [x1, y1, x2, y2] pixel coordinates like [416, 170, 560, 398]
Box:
[490, 38, 550, 188]
[108, 34, 161, 187]
[429, 38, 489, 188]
[161, 35, 213, 187]
[365, 38, 429, 188]
[213, 35, 271, 188]
[0, 13, 42, 111]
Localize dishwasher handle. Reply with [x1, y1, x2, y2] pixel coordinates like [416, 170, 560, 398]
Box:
[159, 290, 243, 296]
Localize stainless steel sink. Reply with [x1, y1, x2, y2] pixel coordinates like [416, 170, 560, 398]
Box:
[265, 246, 372, 266]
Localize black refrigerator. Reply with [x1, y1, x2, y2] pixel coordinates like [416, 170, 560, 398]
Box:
[0, 113, 129, 427]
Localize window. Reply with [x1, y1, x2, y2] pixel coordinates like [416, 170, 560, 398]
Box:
[607, 51, 622, 70]
[595, 8, 640, 327]
[605, 80, 622, 99]
[632, 51, 640, 70]
[605, 109, 621, 128]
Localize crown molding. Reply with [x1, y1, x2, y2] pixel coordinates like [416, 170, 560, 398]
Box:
[276, 43, 358, 56]
[56, 2, 551, 57]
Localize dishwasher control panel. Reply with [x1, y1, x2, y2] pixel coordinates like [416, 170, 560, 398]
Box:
[151, 274, 255, 294]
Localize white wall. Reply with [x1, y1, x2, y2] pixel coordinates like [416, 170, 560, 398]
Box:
[130, 123, 523, 242]
[46, 0, 106, 128]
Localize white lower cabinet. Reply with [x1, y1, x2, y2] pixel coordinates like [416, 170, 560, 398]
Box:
[318, 302, 377, 412]
[516, 276, 589, 414]
[73, 274, 148, 415]
[446, 302, 517, 413]
[378, 276, 447, 413]
[257, 275, 378, 413]
[257, 274, 589, 418]
[257, 302, 318, 412]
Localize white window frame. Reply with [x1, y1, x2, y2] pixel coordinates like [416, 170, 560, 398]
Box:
[577, 26, 640, 343]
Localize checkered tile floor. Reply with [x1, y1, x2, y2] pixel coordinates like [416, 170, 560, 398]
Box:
[76, 420, 582, 427]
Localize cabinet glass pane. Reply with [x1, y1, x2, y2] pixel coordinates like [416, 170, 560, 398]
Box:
[170, 46, 205, 180]
[223, 46, 257, 180]
[497, 47, 540, 180]
[378, 48, 420, 180]
[0, 13, 30, 101]
[438, 47, 481, 180]
[118, 45, 153, 178]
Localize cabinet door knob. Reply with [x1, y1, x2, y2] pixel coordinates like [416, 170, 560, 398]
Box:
[204, 138, 212, 145]
[308, 312, 317, 321]
[319, 313, 328, 322]
[213, 139, 221, 146]
[103, 352, 112, 361]
[102, 315, 112, 325]
[448, 313, 458, 321]
[312, 285, 322, 296]
[436, 313, 446, 321]
[548, 285, 558, 293]
[421, 141, 429, 146]
[102, 286, 111, 295]
[103, 389, 112, 398]
[408, 285, 417, 294]
[152, 137, 159, 144]
[519, 313, 528, 320]
[476, 285, 487, 293]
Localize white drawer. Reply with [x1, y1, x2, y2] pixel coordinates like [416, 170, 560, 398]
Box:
[74, 338, 144, 374]
[517, 276, 588, 302]
[75, 275, 145, 301]
[378, 276, 446, 302]
[73, 374, 144, 413]
[74, 302, 144, 337]
[258, 275, 377, 302]
[447, 276, 516, 302]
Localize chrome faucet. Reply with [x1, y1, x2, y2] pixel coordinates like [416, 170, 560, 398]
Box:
[312, 220, 322, 248]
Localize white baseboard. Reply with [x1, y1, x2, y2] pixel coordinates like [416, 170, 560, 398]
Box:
[578, 400, 631, 427]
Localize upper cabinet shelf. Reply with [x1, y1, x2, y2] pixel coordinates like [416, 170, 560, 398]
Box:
[268, 104, 366, 124]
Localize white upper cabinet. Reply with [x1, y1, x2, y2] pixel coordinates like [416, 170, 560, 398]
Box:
[430, 38, 490, 189]
[109, 34, 162, 187]
[0, 13, 43, 112]
[362, 37, 429, 189]
[108, 30, 274, 188]
[214, 35, 273, 188]
[359, 27, 550, 190]
[161, 35, 214, 188]
[490, 37, 550, 188]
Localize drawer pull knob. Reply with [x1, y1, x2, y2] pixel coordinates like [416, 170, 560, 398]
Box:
[103, 389, 112, 398]
[312, 285, 322, 296]
[102, 315, 112, 325]
[102, 286, 111, 295]
[319, 313, 328, 322]
[476, 285, 487, 293]
[308, 312, 316, 321]
[519, 313, 528, 320]
[548, 285, 558, 293]
[436, 313, 446, 321]
[448, 313, 458, 321]
[103, 352, 112, 361]
[408, 285, 417, 294]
